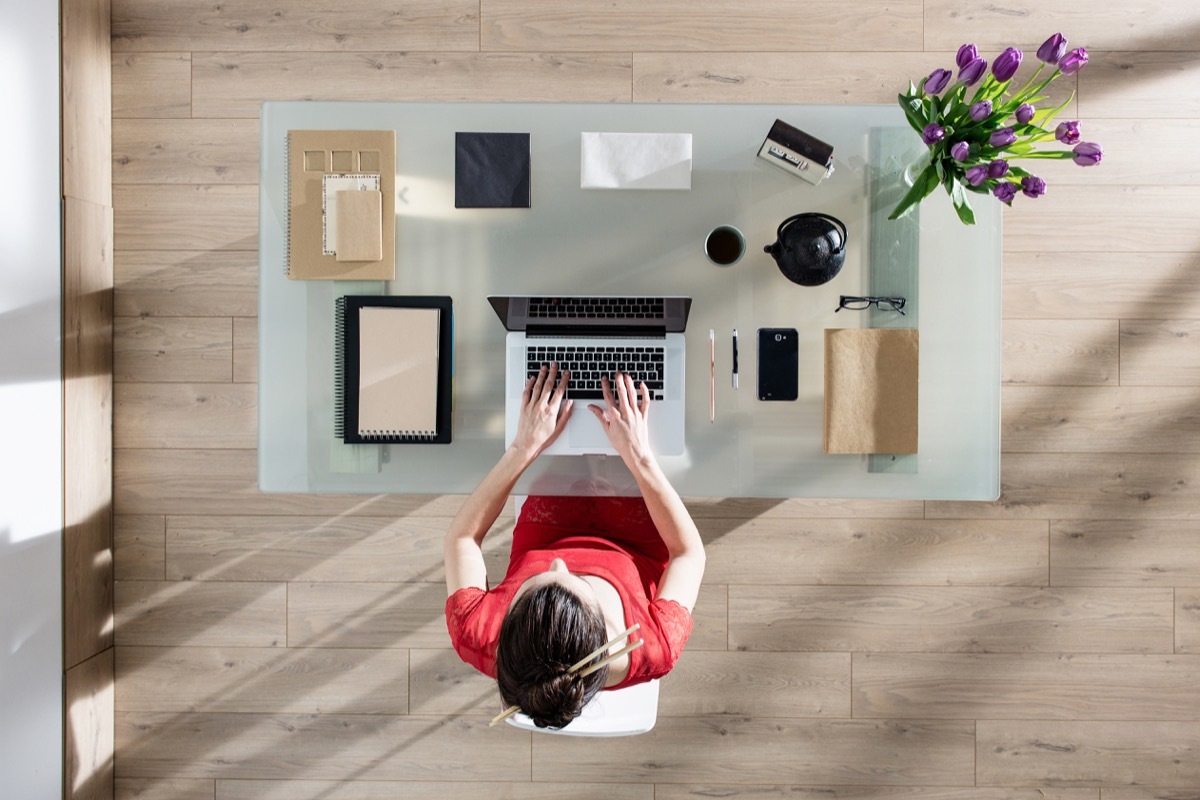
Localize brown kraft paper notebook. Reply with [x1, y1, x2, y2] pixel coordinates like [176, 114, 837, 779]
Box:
[286, 129, 396, 280]
[823, 328, 919, 454]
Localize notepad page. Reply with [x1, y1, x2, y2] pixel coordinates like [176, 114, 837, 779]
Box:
[357, 307, 441, 437]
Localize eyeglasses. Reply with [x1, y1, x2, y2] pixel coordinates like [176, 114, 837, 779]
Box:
[835, 295, 907, 315]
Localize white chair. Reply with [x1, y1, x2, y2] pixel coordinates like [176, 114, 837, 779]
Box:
[505, 679, 660, 736]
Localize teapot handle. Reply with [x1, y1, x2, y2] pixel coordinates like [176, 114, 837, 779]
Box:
[776, 212, 848, 254]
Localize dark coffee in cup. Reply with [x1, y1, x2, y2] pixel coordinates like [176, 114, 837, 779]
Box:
[705, 225, 745, 266]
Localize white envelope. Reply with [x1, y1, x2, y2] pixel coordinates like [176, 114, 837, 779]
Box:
[581, 132, 693, 190]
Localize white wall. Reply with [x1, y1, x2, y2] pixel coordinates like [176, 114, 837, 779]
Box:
[0, 0, 65, 796]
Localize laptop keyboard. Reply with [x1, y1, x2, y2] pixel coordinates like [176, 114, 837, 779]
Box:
[526, 344, 665, 401]
[527, 297, 665, 319]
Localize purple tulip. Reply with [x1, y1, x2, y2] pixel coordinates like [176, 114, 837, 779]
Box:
[1021, 175, 1046, 198]
[950, 141, 970, 162]
[1072, 141, 1103, 167]
[1015, 103, 1035, 125]
[1037, 33, 1068, 64]
[922, 123, 946, 145]
[989, 127, 1017, 148]
[965, 165, 990, 186]
[993, 181, 1018, 205]
[969, 100, 993, 122]
[958, 56, 987, 87]
[1055, 120, 1081, 144]
[992, 47, 1023, 82]
[923, 68, 953, 95]
[956, 43, 979, 69]
[987, 159, 1009, 179]
[1058, 47, 1089, 76]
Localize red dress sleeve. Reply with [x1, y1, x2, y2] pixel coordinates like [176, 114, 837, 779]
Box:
[635, 598, 694, 681]
[444, 587, 498, 678]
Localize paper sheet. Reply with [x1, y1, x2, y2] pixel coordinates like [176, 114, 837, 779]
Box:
[824, 328, 919, 454]
[581, 132, 692, 190]
[322, 173, 381, 255]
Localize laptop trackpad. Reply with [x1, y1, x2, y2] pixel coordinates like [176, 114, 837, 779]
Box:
[569, 418, 612, 452]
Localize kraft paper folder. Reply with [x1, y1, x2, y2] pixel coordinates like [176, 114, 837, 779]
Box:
[823, 328, 919, 454]
[287, 130, 396, 280]
[335, 296, 453, 444]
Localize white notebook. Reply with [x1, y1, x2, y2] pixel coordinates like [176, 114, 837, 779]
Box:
[357, 306, 441, 438]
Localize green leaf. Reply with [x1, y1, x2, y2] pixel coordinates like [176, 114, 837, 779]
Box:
[898, 93, 928, 135]
[950, 180, 977, 225]
[888, 163, 940, 221]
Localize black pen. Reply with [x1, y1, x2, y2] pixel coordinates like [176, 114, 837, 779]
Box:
[731, 328, 739, 389]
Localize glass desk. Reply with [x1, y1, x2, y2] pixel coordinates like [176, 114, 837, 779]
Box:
[259, 102, 1001, 499]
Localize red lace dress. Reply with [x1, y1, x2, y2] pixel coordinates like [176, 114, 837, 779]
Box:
[445, 495, 694, 689]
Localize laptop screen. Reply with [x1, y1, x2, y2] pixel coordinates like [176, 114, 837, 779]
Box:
[488, 295, 692, 334]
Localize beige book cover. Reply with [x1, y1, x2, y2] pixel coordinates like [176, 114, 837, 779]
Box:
[286, 129, 396, 280]
[823, 328, 919, 454]
[335, 189, 383, 262]
[357, 307, 441, 437]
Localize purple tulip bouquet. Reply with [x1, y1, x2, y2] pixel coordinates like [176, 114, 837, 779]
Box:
[890, 32, 1103, 225]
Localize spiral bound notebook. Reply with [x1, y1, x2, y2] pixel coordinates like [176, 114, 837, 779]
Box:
[336, 296, 453, 444]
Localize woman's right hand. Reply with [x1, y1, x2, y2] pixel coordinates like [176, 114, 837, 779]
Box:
[587, 372, 656, 470]
[510, 362, 573, 461]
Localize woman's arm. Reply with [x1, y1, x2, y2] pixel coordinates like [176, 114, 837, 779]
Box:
[587, 373, 706, 612]
[444, 364, 573, 595]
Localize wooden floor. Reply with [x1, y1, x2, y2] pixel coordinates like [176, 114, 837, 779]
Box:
[110, 2, 1200, 798]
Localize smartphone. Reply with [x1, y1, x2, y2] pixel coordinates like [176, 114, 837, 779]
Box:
[757, 328, 799, 401]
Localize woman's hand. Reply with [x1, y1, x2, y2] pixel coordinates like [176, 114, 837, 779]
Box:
[587, 372, 655, 470]
[510, 362, 573, 461]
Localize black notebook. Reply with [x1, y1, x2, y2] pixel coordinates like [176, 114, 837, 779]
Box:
[454, 132, 532, 208]
[335, 295, 453, 444]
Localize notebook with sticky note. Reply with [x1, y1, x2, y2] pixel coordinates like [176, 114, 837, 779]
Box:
[823, 328, 919, 454]
[286, 130, 396, 280]
[335, 295, 454, 444]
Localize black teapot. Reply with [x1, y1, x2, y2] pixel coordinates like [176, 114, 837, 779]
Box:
[763, 212, 847, 286]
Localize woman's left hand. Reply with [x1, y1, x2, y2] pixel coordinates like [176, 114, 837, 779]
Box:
[510, 362, 573, 460]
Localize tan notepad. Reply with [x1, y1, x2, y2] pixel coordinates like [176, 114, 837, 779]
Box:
[335, 189, 383, 262]
[286, 129, 396, 280]
[358, 307, 441, 438]
[824, 328, 919, 454]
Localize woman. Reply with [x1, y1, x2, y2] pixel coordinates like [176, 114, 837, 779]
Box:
[444, 363, 706, 729]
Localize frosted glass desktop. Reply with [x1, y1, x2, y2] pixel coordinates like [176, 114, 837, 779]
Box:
[258, 102, 1001, 499]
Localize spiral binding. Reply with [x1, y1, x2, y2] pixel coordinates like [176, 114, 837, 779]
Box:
[358, 430, 437, 441]
[284, 132, 292, 277]
[333, 295, 346, 438]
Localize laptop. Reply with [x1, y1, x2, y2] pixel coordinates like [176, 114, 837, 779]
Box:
[489, 295, 692, 456]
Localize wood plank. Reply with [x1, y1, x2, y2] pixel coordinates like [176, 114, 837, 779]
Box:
[854, 653, 1200, 719]
[114, 515, 165, 581]
[684, 497, 924, 519]
[115, 580, 287, 647]
[689, 583, 729, 651]
[533, 717, 974, 785]
[287, 582, 452, 649]
[115, 646, 408, 714]
[702, 518, 1048, 586]
[164, 515, 510, 583]
[113, 185, 258, 251]
[217, 782, 652, 800]
[112, 0, 480, 52]
[977, 720, 1200, 788]
[112, 53, 190, 118]
[483, 0, 923, 52]
[1100, 790, 1200, 800]
[663, 651, 850, 717]
[634, 52, 1075, 106]
[729, 586, 1174, 653]
[923, 3, 1200, 51]
[1005, 186, 1200, 253]
[114, 318, 232, 383]
[113, 119, 259, 184]
[657, 790, 1097, 800]
[113, 448, 479, 517]
[66, 648, 115, 800]
[232, 318, 257, 383]
[408, 649, 501, 716]
[114, 251, 257, 318]
[115, 712, 530, 781]
[1002, 319, 1118, 386]
[1003, 386, 1200, 454]
[1178, 590, 1200, 654]
[927, 454, 1200, 520]
[1082, 52, 1200, 118]
[191, 52, 633, 118]
[62, 0, 112, 206]
[115, 383, 256, 449]
[1052, 520, 1200, 586]
[116, 779, 214, 800]
[1004, 251, 1200, 320]
[1121, 320, 1200, 386]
